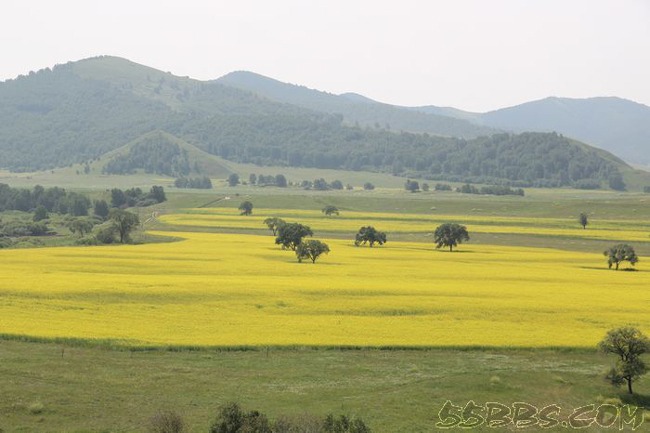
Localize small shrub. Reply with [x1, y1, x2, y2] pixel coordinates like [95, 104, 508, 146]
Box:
[489, 375, 501, 386]
[28, 402, 44, 415]
[149, 409, 185, 433]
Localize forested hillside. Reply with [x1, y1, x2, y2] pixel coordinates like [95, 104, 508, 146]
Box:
[0, 56, 646, 189]
[413, 97, 650, 165]
[216, 71, 498, 138]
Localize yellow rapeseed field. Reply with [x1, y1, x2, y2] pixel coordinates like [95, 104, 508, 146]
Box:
[160, 208, 650, 242]
[1, 230, 647, 347]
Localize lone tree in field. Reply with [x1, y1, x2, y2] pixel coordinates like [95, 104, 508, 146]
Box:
[434, 223, 469, 251]
[296, 240, 330, 263]
[604, 244, 639, 270]
[355, 226, 387, 247]
[599, 327, 650, 394]
[239, 201, 253, 216]
[322, 205, 339, 216]
[579, 212, 589, 229]
[275, 222, 313, 250]
[263, 217, 285, 235]
[109, 209, 139, 243]
[405, 179, 420, 193]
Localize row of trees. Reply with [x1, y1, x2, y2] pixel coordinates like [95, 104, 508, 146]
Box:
[174, 176, 213, 189]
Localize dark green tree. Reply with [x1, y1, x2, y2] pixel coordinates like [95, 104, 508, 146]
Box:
[322, 205, 339, 216]
[434, 223, 469, 251]
[228, 173, 240, 187]
[296, 240, 330, 263]
[330, 180, 343, 190]
[94, 199, 110, 219]
[239, 201, 253, 216]
[275, 174, 287, 188]
[363, 182, 375, 191]
[249, 173, 257, 185]
[355, 226, 387, 247]
[109, 208, 139, 243]
[275, 223, 313, 250]
[422, 183, 430, 192]
[604, 244, 639, 270]
[264, 217, 285, 235]
[111, 188, 127, 208]
[579, 212, 589, 229]
[33, 205, 49, 222]
[599, 327, 650, 394]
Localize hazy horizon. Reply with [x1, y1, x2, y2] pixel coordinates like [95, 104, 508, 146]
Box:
[3, 0, 649, 112]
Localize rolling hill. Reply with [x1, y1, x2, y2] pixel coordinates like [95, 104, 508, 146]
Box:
[215, 71, 498, 138]
[1, 56, 649, 190]
[413, 97, 650, 165]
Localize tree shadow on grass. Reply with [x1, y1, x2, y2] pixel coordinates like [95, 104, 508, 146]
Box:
[578, 266, 646, 273]
[619, 392, 650, 408]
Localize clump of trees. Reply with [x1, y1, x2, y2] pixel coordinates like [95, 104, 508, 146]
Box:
[434, 183, 452, 191]
[0, 184, 90, 216]
[302, 178, 347, 191]
[110, 186, 166, 208]
[174, 176, 212, 189]
[644, 186, 650, 193]
[239, 201, 253, 216]
[363, 182, 375, 191]
[322, 205, 339, 216]
[579, 212, 589, 229]
[599, 327, 649, 394]
[296, 240, 330, 263]
[275, 223, 313, 250]
[355, 226, 387, 247]
[604, 244, 638, 270]
[67, 217, 97, 237]
[458, 183, 524, 196]
[434, 223, 469, 251]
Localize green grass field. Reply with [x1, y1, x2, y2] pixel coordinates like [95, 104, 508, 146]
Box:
[2, 341, 648, 432]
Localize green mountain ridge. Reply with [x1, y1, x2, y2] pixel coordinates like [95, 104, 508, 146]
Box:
[1, 56, 649, 190]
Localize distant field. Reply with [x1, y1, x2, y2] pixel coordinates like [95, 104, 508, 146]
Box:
[160, 207, 650, 243]
[1, 230, 647, 348]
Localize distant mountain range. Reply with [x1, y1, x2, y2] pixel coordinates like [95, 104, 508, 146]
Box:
[0, 56, 648, 190]
[218, 72, 650, 165]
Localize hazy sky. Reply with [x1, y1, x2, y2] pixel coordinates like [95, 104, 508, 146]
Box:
[3, 0, 649, 112]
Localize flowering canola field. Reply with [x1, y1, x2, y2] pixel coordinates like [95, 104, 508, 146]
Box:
[1, 230, 648, 347]
[160, 208, 650, 242]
